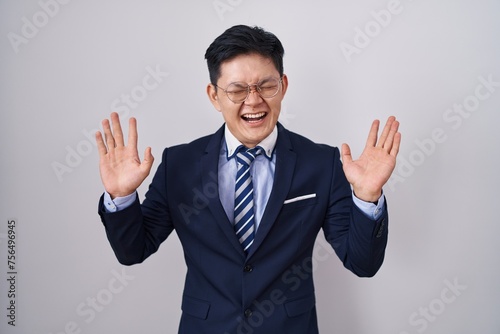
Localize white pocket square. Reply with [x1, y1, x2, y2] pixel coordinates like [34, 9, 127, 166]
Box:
[283, 193, 316, 205]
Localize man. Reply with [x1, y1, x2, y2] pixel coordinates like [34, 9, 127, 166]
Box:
[96, 25, 401, 333]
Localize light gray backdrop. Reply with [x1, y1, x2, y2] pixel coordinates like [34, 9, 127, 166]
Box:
[1, 0, 499, 333]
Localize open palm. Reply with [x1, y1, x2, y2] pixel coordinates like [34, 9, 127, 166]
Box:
[95, 112, 154, 199]
[341, 116, 401, 203]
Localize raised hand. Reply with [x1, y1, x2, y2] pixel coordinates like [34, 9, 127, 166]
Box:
[341, 116, 401, 202]
[95, 112, 154, 199]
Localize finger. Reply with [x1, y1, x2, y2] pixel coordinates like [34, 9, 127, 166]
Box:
[140, 147, 155, 174]
[127, 117, 138, 149]
[376, 116, 396, 148]
[95, 131, 108, 157]
[142, 147, 155, 169]
[383, 119, 400, 152]
[341, 143, 353, 164]
[389, 132, 401, 157]
[102, 118, 116, 150]
[365, 119, 380, 148]
[110, 112, 125, 147]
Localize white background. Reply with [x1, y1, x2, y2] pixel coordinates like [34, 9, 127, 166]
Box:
[1, 0, 499, 333]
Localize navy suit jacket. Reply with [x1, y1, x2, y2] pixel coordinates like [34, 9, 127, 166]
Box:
[98, 123, 388, 334]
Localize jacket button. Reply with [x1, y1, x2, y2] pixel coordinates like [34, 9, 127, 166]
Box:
[244, 309, 253, 318]
[244, 265, 253, 272]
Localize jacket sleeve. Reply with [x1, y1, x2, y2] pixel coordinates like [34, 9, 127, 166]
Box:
[322, 147, 388, 277]
[98, 148, 174, 265]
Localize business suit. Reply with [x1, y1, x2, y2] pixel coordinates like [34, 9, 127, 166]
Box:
[98, 122, 388, 333]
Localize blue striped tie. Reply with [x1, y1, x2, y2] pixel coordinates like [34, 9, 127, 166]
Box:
[234, 146, 261, 253]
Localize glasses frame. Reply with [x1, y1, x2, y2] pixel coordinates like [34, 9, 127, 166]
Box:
[215, 77, 283, 104]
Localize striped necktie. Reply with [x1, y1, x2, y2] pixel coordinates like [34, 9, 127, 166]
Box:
[234, 146, 261, 253]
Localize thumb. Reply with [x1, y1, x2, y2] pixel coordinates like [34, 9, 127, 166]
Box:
[341, 143, 352, 164]
[141, 147, 154, 172]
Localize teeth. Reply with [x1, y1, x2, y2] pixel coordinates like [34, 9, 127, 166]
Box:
[243, 112, 266, 119]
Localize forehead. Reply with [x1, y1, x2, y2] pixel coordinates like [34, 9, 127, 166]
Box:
[218, 53, 279, 84]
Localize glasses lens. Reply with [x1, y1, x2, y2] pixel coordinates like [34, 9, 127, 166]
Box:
[226, 83, 249, 103]
[257, 78, 280, 98]
[224, 77, 281, 103]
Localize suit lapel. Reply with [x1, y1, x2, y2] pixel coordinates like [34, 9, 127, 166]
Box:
[201, 125, 246, 257]
[248, 124, 296, 258]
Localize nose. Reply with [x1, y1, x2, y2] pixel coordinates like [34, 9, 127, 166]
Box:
[244, 85, 263, 105]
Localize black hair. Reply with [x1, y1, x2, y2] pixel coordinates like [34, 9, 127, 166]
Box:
[204, 25, 285, 85]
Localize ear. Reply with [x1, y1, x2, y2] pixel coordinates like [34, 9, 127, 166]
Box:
[280, 74, 289, 97]
[207, 83, 221, 111]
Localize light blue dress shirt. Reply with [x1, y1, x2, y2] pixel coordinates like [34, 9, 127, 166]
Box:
[103, 125, 385, 225]
[217, 125, 277, 230]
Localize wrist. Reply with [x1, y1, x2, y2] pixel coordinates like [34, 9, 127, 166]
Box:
[353, 189, 382, 203]
[108, 190, 136, 200]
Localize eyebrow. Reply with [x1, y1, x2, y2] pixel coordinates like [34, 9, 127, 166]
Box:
[229, 76, 277, 85]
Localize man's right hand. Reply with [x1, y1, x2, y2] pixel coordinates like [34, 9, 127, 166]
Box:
[95, 112, 154, 199]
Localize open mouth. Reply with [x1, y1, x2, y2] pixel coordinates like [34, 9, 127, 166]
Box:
[241, 112, 267, 123]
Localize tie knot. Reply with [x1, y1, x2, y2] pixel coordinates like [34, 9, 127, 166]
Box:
[236, 146, 261, 167]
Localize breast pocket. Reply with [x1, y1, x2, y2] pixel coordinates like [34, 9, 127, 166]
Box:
[282, 193, 317, 211]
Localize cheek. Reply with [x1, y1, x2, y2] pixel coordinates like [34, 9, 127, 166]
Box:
[220, 105, 241, 122]
[269, 103, 282, 119]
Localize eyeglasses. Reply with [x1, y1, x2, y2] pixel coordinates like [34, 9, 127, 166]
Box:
[215, 77, 282, 103]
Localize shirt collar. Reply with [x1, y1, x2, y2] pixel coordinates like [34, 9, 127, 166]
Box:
[225, 124, 277, 160]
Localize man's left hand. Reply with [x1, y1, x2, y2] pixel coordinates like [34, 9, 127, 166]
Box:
[341, 116, 401, 202]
